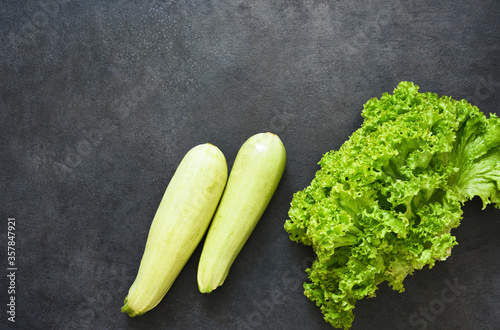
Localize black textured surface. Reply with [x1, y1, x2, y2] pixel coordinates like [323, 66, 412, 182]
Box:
[1, 1, 500, 329]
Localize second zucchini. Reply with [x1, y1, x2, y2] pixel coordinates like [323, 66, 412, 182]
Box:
[197, 132, 286, 293]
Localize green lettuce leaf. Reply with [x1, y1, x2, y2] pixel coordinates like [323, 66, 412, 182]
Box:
[285, 81, 500, 329]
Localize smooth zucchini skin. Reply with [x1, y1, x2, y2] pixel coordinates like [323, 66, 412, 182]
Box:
[197, 132, 286, 293]
[122, 143, 227, 317]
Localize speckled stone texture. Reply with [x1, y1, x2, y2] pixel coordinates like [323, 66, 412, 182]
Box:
[1, 1, 500, 329]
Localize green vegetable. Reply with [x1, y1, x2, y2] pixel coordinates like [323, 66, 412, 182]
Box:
[122, 143, 227, 317]
[284, 82, 500, 329]
[198, 132, 286, 293]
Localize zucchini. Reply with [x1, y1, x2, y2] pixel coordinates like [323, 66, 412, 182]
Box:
[122, 143, 227, 317]
[197, 132, 286, 293]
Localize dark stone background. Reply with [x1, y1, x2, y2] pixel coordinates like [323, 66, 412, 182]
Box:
[1, 1, 499, 329]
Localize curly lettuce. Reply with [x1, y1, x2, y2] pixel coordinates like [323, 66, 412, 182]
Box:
[285, 82, 500, 329]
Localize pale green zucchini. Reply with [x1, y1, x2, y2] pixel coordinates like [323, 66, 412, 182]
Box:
[197, 132, 286, 293]
[122, 143, 227, 317]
